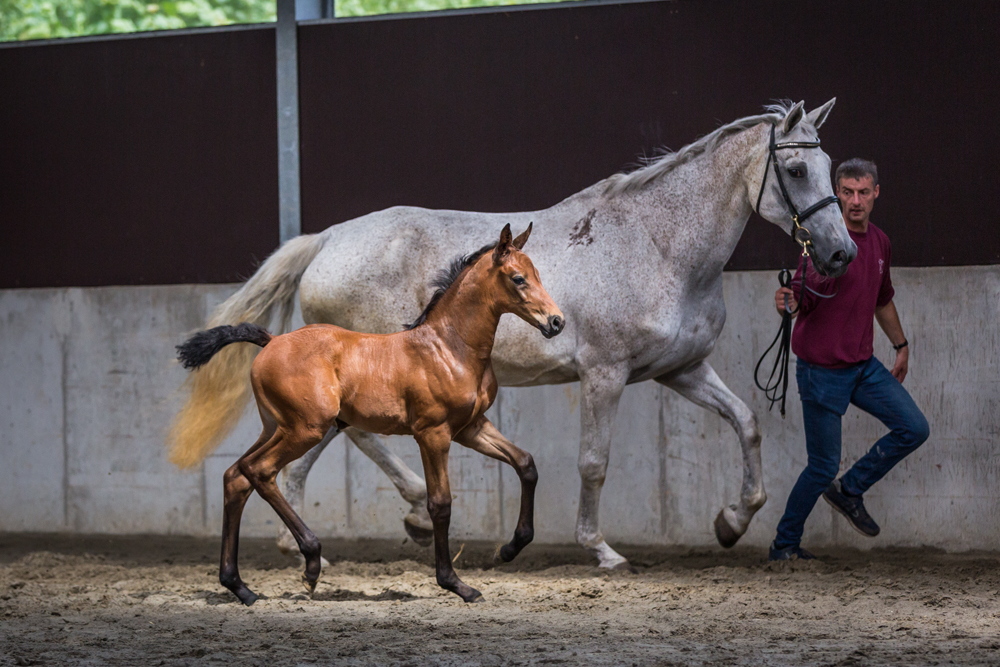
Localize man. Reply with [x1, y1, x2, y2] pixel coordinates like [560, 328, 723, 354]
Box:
[769, 158, 930, 560]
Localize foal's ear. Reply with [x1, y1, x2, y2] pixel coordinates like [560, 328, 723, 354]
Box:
[782, 100, 805, 134]
[494, 223, 514, 264]
[806, 97, 836, 129]
[512, 222, 532, 250]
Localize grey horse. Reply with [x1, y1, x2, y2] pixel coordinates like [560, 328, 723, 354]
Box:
[169, 99, 855, 569]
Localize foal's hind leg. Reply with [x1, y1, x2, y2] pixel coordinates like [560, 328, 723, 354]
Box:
[277, 426, 338, 557]
[241, 425, 339, 595]
[220, 423, 276, 606]
[656, 360, 765, 548]
[417, 428, 482, 603]
[219, 462, 259, 605]
[455, 417, 537, 565]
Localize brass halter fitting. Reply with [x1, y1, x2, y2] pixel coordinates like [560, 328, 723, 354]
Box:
[791, 216, 813, 257]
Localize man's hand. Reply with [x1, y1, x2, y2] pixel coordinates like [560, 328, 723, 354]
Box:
[774, 287, 797, 316]
[891, 345, 909, 383]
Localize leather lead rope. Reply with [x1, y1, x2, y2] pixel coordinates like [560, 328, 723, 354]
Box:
[754, 266, 796, 417]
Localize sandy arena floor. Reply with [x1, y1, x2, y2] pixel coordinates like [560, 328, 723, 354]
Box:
[1, 534, 998, 666]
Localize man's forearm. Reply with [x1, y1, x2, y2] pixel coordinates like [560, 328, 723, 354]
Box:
[875, 301, 906, 346]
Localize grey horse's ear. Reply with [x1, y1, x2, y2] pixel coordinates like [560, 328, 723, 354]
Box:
[494, 223, 514, 263]
[512, 222, 532, 250]
[806, 98, 836, 129]
[782, 100, 806, 134]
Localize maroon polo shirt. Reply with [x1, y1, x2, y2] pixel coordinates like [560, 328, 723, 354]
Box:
[791, 222, 895, 368]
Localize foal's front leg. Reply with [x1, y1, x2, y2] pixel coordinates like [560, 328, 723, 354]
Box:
[455, 416, 537, 564]
[417, 429, 482, 603]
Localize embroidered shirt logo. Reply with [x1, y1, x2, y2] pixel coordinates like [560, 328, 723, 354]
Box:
[878, 258, 884, 275]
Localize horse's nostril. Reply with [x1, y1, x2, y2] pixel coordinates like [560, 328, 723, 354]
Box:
[551, 316, 564, 331]
[831, 250, 847, 265]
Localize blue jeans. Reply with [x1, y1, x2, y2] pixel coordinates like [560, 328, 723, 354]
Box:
[774, 357, 930, 549]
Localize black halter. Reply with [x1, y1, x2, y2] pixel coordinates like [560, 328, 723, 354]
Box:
[754, 124, 841, 257]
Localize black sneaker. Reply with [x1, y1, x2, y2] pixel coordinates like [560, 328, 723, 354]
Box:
[823, 480, 880, 537]
[768, 542, 816, 561]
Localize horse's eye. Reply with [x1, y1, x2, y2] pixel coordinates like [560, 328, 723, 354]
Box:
[788, 167, 804, 178]
[512, 275, 527, 286]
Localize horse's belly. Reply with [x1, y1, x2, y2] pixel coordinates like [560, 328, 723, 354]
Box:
[624, 311, 724, 384]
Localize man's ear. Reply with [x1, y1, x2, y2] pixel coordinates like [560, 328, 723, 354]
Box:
[873, 184, 880, 199]
[493, 223, 513, 264]
[782, 100, 805, 134]
[512, 221, 532, 250]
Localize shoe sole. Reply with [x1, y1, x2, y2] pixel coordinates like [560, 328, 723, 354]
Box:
[822, 492, 880, 537]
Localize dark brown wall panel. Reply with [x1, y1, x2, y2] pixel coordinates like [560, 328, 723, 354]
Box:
[299, 0, 1000, 269]
[3, 1, 998, 289]
[0, 27, 279, 288]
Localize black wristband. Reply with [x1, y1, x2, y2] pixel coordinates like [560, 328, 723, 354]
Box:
[893, 339, 908, 351]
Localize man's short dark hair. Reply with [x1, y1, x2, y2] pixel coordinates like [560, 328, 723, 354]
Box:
[835, 158, 878, 187]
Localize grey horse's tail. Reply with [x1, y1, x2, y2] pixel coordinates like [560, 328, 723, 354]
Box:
[176, 323, 273, 370]
[168, 233, 327, 469]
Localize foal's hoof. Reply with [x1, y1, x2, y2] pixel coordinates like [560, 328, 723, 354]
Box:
[714, 507, 742, 549]
[489, 543, 508, 567]
[302, 574, 319, 594]
[233, 586, 260, 607]
[460, 589, 484, 603]
[404, 515, 434, 547]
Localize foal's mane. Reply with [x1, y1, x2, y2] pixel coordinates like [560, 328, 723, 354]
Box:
[604, 102, 797, 197]
[403, 242, 497, 330]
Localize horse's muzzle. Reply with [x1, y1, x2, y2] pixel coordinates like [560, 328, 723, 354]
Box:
[539, 315, 565, 339]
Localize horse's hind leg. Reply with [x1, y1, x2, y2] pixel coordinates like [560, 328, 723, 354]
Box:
[220, 424, 276, 606]
[455, 417, 537, 564]
[417, 429, 482, 603]
[277, 426, 338, 557]
[279, 428, 433, 549]
[656, 360, 765, 548]
[346, 428, 433, 545]
[220, 463, 259, 605]
[242, 425, 338, 594]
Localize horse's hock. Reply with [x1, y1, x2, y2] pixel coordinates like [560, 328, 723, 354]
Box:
[1, 266, 995, 550]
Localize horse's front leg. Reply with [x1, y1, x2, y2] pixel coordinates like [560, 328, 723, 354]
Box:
[576, 365, 632, 570]
[417, 428, 482, 603]
[656, 360, 765, 547]
[345, 428, 433, 545]
[455, 416, 537, 564]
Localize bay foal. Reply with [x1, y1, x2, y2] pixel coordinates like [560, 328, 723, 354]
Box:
[176, 224, 564, 605]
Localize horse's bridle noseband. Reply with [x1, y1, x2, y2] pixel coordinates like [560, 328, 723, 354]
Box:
[754, 123, 841, 257]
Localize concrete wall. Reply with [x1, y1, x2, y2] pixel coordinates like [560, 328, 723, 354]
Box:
[1, 267, 997, 551]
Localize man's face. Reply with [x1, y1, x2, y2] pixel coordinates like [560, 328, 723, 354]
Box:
[837, 175, 879, 226]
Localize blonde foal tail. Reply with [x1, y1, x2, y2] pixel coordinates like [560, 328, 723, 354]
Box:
[168, 233, 327, 468]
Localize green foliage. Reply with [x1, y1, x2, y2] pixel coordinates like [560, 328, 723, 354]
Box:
[0, 0, 277, 41]
[336, 0, 575, 18]
[0, 0, 577, 42]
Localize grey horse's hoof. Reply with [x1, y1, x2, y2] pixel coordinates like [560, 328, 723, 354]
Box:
[404, 515, 434, 546]
[714, 507, 742, 549]
[611, 561, 639, 574]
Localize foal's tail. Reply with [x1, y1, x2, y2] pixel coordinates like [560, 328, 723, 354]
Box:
[168, 233, 326, 469]
[176, 323, 273, 370]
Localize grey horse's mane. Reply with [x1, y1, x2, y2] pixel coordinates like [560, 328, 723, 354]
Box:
[604, 101, 797, 197]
